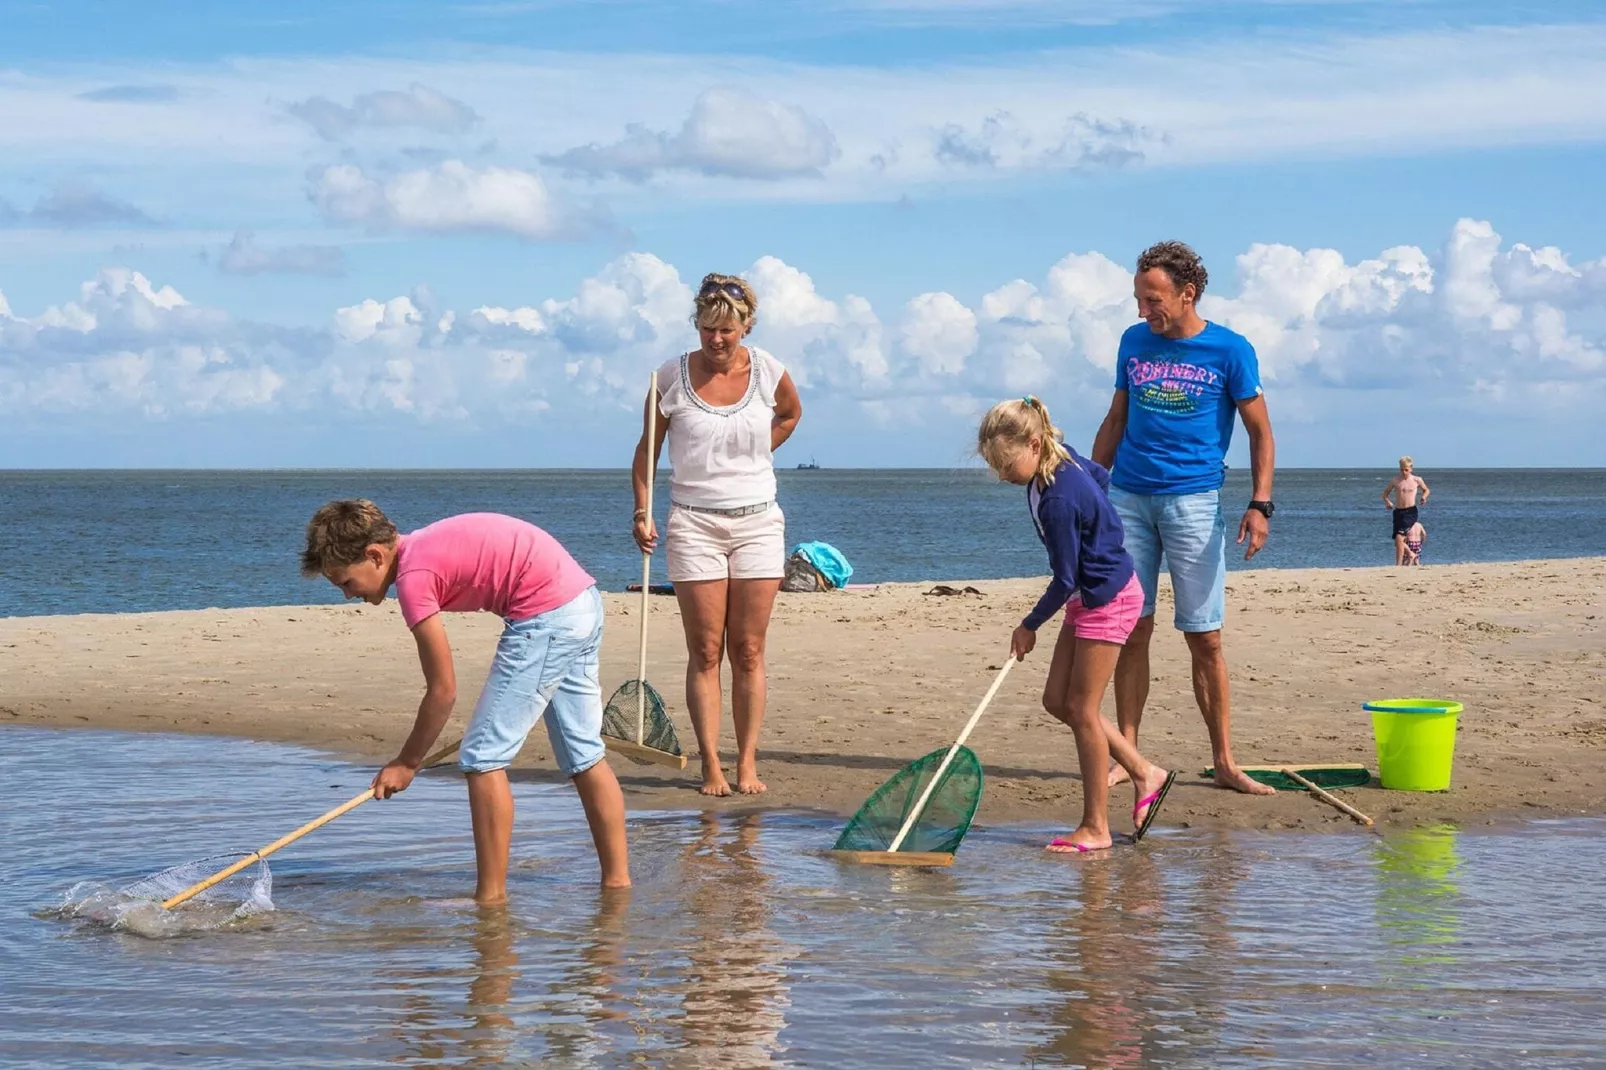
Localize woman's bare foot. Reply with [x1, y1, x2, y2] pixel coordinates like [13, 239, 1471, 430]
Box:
[735, 760, 767, 795]
[699, 759, 732, 797]
[1106, 764, 1132, 789]
[1214, 764, 1276, 796]
[1045, 826, 1114, 854]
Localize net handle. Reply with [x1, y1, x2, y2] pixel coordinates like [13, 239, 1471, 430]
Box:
[160, 737, 462, 909]
[636, 370, 658, 745]
[888, 657, 1015, 853]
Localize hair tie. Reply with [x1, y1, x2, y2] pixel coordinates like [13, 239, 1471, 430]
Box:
[1021, 395, 1035, 407]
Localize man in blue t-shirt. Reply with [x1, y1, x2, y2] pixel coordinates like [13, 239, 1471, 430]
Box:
[1091, 240, 1278, 797]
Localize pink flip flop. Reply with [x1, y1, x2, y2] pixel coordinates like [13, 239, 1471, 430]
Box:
[1046, 837, 1109, 853]
[1132, 771, 1178, 842]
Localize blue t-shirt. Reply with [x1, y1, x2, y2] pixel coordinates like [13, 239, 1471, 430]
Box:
[1112, 321, 1262, 496]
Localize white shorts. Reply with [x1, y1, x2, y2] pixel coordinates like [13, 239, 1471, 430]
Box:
[666, 503, 786, 582]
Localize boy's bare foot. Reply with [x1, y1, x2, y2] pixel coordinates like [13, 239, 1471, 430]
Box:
[1214, 764, 1276, 795]
[474, 889, 509, 907]
[735, 761, 767, 795]
[1106, 764, 1132, 788]
[699, 760, 732, 796]
[1045, 827, 1113, 854]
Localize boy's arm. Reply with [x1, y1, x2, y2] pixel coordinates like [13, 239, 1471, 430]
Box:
[373, 614, 457, 799]
[1382, 478, 1396, 507]
[1417, 476, 1430, 503]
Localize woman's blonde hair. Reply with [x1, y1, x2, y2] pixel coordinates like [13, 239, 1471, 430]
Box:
[692, 273, 758, 333]
[977, 396, 1075, 485]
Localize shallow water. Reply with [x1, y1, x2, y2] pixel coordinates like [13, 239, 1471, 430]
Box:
[5, 727, 1603, 1068]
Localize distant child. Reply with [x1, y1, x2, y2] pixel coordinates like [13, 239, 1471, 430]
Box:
[301, 501, 629, 904]
[1403, 520, 1426, 565]
[978, 397, 1177, 853]
[1382, 456, 1431, 567]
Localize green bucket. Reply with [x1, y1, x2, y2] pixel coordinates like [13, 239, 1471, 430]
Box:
[1363, 699, 1463, 791]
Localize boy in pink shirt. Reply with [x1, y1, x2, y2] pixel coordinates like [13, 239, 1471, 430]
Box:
[301, 500, 629, 903]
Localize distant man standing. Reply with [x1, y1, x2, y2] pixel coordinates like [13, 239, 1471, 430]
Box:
[1382, 457, 1430, 567]
[1092, 240, 1277, 796]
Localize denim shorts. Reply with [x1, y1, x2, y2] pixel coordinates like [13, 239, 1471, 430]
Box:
[459, 585, 606, 777]
[1108, 486, 1227, 633]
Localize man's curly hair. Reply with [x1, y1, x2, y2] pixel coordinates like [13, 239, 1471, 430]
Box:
[1137, 240, 1208, 298]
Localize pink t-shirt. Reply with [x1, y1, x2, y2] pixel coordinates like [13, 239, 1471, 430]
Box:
[392, 513, 594, 629]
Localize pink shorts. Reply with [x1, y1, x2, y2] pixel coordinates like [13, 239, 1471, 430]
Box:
[1066, 572, 1145, 644]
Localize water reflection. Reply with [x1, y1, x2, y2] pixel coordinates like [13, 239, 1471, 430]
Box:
[1031, 853, 1164, 1068]
[674, 811, 800, 1069]
[1376, 825, 1462, 971]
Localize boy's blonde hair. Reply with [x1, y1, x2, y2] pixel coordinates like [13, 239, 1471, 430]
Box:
[693, 273, 758, 332]
[1400, 455, 1414, 469]
[300, 499, 398, 576]
[977, 396, 1075, 485]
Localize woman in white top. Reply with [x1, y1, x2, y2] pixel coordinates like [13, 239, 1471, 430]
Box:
[632, 274, 803, 796]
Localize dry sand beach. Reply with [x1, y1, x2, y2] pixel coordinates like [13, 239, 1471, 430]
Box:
[4, 558, 1602, 832]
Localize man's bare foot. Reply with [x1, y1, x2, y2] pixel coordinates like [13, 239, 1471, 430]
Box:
[1214, 764, 1276, 795]
[1131, 765, 1172, 828]
[1106, 764, 1132, 789]
[1045, 827, 1113, 854]
[735, 761, 767, 795]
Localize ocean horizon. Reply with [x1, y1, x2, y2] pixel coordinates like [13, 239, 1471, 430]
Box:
[3, 467, 1604, 618]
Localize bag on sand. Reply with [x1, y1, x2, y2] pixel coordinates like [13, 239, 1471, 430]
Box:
[781, 552, 830, 592]
[780, 541, 854, 592]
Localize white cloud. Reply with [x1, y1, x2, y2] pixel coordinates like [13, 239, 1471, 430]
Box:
[934, 111, 1159, 171]
[1, 221, 1602, 457]
[217, 229, 345, 276]
[287, 83, 479, 141]
[310, 161, 590, 240]
[899, 292, 977, 375]
[545, 88, 839, 181]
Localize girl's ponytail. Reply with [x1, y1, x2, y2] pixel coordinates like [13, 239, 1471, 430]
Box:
[977, 395, 1075, 484]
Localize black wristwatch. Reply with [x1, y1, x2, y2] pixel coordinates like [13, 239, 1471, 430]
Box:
[1247, 500, 1275, 518]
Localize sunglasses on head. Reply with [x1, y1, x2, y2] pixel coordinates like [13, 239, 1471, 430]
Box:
[699, 281, 747, 301]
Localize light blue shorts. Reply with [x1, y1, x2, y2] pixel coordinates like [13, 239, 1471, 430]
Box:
[459, 586, 606, 777]
[1109, 487, 1227, 633]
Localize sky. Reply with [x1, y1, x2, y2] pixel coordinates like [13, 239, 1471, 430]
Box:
[1, 0, 1604, 468]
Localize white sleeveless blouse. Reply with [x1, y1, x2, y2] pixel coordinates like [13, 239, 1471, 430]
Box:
[656, 347, 785, 509]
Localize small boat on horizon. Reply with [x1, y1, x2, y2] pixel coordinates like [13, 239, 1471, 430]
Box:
[797, 456, 821, 470]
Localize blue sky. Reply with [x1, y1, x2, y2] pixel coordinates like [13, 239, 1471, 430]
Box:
[2, 0, 1603, 468]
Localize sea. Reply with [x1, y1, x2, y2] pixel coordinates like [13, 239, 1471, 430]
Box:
[0, 467, 1603, 618]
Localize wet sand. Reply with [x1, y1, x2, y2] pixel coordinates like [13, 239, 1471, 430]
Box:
[3, 558, 1602, 831]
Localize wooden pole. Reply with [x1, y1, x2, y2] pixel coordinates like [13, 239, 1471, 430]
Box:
[886, 658, 1014, 853]
[637, 370, 657, 746]
[1283, 767, 1375, 826]
[160, 738, 462, 909]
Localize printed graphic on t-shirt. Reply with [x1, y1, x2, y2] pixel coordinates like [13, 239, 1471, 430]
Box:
[1126, 358, 1222, 417]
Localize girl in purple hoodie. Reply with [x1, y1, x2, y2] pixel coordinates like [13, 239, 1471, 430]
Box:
[979, 396, 1176, 853]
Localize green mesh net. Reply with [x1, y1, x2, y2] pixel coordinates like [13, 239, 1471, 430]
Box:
[1204, 765, 1373, 790]
[833, 746, 984, 855]
[602, 678, 682, 762]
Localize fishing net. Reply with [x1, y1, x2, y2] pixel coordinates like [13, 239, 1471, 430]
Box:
[602, 678, 683, 763]
[46, 852, 274, 937]
[1206, 765, 1373, 790]
[833, 746, 984, 855]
